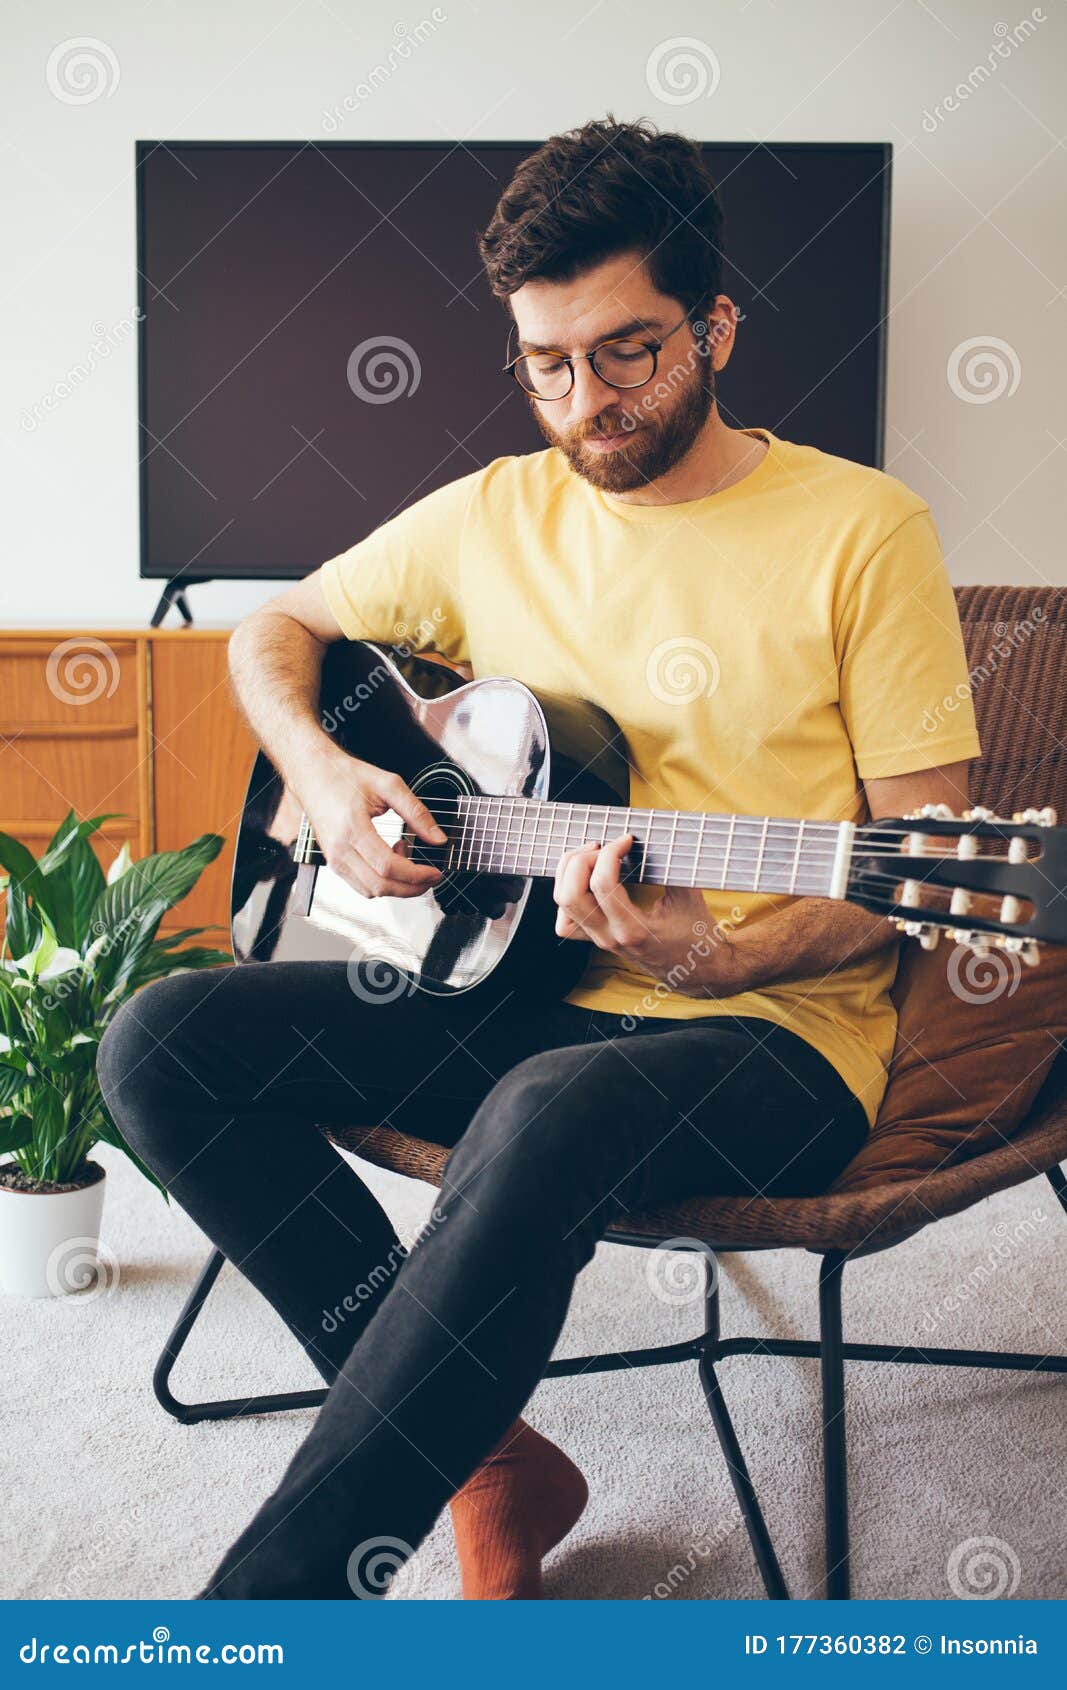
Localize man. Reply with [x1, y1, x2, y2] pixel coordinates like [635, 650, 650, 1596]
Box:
[97, 116, 980, 1600]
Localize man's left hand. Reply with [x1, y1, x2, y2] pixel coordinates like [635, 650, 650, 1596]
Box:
[552, 834, 744, 997]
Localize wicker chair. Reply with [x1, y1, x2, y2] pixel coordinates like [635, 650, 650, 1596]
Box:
[153, 584, 1067, 1601]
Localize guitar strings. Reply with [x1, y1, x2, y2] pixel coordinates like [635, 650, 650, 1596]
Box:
[379, 795, 1021, 854]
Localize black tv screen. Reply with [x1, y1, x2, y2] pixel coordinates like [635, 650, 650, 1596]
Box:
[136, 140, 890, 582]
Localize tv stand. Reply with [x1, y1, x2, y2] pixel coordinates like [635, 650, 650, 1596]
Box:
[150, 576, 209, 628]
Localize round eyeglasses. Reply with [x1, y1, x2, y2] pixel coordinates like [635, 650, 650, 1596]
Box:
[503, 308, 698, 401]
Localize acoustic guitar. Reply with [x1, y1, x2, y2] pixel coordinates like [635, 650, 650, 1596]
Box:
[230, 641, 1067, 1000]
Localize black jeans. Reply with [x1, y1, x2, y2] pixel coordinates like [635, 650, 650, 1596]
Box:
[96, 960, 868, 1599]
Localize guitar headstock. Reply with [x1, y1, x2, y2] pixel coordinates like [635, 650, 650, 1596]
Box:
[848, 804, 1067, 957]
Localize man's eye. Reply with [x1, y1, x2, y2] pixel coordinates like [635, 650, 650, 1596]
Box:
[531, 357, 565, 375]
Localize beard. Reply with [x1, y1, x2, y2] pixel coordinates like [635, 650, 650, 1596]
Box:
[530, 365, 716, 494]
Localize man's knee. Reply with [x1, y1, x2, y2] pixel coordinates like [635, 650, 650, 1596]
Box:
[96, 970, 225, 1131]
[442, 1044, 609, 1210]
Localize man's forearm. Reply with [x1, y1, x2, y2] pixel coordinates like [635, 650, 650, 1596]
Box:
[228, 609, 346, 795]
[696, 897, 897, 996]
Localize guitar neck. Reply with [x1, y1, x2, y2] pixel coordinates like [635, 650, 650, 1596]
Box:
[446, 797, 854, 899]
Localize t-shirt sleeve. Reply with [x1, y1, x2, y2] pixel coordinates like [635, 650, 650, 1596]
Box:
[836, 508, 982, 780]
[318, 468, 480, 666]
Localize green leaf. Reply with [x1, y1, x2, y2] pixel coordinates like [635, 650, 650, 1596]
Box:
[0, 831, 49, 959]
[40, 811, 120, 868]
[88, 835, 223, 946]
[34, 1042, 100, 1079]
[0, 1066, 26, 1107]
[37, 813, 117, 949]
[146, 925, 227, 951]
[29, 1084, 65, 1180]
[87, 835, 223, 1000]
[93, 1107, 169, 1200]
[129, 943, 232, 989]
[0, 1113, 33, 1155]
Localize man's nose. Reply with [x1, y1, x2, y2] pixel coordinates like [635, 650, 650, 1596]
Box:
[565, 359, 620, 425]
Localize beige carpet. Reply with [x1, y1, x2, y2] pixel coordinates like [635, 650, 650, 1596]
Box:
[3, 1141, 1066, 1602]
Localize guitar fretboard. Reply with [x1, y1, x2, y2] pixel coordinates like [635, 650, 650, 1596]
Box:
[447, 797, 850, 898]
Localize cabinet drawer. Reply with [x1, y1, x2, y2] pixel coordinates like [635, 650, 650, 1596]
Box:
[0, 637, 140, 726]
[0, 733, 144, 830]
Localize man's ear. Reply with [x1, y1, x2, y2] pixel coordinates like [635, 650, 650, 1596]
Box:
[703, 295, 741, 372]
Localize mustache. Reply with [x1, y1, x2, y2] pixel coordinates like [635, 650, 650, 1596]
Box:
[573, 414, 644, 442]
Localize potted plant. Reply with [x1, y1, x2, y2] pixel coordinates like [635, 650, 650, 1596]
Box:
[0, 812, 231, 1298]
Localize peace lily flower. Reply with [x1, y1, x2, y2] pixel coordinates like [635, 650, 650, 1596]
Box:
[0, 811, 229, 1190]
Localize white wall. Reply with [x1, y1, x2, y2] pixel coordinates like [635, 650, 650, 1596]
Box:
[4, 0, 1065, 628]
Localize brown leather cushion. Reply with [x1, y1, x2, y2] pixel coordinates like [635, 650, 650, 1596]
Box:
[832, 936, 1067, 1193]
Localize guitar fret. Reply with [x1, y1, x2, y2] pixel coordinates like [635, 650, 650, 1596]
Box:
[501, 795, 516, 876]
[720, 815, 736, 890]
[754, 816, 770, 893]
[790, 819, 805, 895]
[664, 811, 680, 884]
[691, 813, 706, 887]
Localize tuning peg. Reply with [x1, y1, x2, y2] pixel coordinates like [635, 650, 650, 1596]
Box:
[1000, 894, 1023, 927]
[904, 803, 956, 822]
[1017, 806, 1058, 827]
[918, 925, 941, 951]
[963, 805, 995, 822]
[960, 928, 993, 956]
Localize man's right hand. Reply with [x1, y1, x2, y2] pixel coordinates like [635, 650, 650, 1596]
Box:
[293, 747, 447, 900]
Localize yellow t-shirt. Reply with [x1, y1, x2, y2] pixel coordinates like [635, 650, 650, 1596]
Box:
[320, 429, 981, 1126]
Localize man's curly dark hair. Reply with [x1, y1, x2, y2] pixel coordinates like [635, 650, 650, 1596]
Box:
[477, 115, 725, 315]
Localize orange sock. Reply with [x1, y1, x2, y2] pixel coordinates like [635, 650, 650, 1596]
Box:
[448, 1418, 589, 1599]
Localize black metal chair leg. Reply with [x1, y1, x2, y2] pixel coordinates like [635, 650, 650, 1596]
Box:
[698, 1355, 790, 1599]
[153, 1246, 327, 1424]
[819, 1251, 850, 1600]
[699, 1258, 790, 1599]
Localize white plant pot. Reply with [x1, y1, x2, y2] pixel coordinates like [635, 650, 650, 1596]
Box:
[0, 1168, 107, 1299]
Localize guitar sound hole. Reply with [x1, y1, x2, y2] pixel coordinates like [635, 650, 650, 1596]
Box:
[404, 769, 525, 921]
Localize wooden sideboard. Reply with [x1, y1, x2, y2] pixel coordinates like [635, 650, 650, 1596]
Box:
[0, 628, 256, 947]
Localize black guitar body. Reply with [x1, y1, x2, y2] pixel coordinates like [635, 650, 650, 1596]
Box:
[231, 641, 632, 1001]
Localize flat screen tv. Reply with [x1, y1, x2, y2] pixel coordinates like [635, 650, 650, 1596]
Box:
[136, 140, 890, 585]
